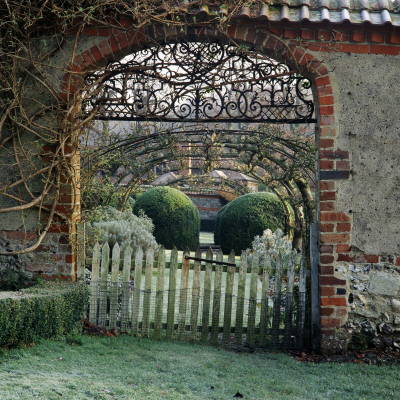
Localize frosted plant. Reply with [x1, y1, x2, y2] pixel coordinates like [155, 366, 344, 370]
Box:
[85, 206, 158, 252]
[247, 228, 298, 265]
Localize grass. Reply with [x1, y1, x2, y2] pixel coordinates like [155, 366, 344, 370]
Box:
[164, 231, 214, 261]
[199, 231, 214, 244]
[164, 231, 238, 264]
[0, 336, 399, 400]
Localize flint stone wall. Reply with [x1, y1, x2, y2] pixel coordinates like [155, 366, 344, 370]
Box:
[333, 260, 400, 350]
[187, 194, 226, 221]
[314, 50, 400, 352]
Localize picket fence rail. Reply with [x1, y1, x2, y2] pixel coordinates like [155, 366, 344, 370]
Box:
[83, 242, 311, 349]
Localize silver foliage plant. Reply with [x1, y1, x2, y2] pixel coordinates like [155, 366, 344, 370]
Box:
[86, 206, 158, 251]
[247, 228, 299, 265]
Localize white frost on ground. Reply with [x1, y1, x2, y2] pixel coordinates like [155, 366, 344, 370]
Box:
[0, 291, 36, 300]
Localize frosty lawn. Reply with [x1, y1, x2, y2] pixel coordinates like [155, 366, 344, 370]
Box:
[0, 335, 398, 400]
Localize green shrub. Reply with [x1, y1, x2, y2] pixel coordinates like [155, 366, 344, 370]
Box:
[0, 282, 86, 348]
[217, 193, 287, 254]
[200, 219, 215, 232]
[133, 186, 200, 250]
[213, 204, 228, 246]
[0, 269, 35, 291]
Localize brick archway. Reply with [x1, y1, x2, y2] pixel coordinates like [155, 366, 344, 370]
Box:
[61, 23, 350, 352]
[46, 15, 400, 353]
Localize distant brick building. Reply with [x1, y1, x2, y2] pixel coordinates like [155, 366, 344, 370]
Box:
[186, 192, 228, 232]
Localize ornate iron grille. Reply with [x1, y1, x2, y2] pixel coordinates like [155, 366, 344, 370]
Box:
[83, 40, 315, 123]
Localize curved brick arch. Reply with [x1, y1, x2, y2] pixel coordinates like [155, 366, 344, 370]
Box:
[60, 23, 353, 352]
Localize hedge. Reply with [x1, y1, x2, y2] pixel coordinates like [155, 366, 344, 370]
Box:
[133, 186, 200, 250]
[0, 282, 87, 348]
[213, 204, 228, 246]
[200, 219, 215, 232]
[217, 192, 287, 254]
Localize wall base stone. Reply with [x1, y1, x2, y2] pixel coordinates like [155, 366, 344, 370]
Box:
[0, 231, 76, 281]
[331, 260, 400, 353]
[0, 237, 35, 277]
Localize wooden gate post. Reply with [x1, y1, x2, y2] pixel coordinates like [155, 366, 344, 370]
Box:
[77, 222, 85, 281]
[310, 222, 321, 352]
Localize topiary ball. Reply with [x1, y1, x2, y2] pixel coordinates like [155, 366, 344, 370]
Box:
[133, 186, 200, 250]
[217, 192, 287, 254]
[213, 204, 228, 246]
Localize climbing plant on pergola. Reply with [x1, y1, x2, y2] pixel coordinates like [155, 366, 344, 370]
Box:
[82, 121, 315, 247]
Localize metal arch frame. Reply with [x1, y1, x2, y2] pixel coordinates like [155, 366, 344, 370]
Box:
[83, 40, 316, 124]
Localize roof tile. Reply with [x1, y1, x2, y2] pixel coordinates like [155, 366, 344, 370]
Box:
[341, 8, 351, 19]
[321, 7, 331, 20]
[381, 8, 393, 22]
[300, 5, 311, 19]
[183, 1, 400, 27]
[281, 4, 291, 20]
[360, 9, 373, 21]
[339, 0, 351, 8]
[378, 0, 390, 9]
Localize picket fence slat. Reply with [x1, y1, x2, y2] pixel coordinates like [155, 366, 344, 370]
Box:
[201, 248, 213, 342]
[89, 242, 101, 324]
[87, 242, 311, 350]
[108, 243, 120, 330]
[77, 223, 85, 282]
[178, 249, 190, 339]
[120, 246, 131, 333]
[222, 251, 235, 345]
[296, 255, 307, 347]
[166, 247, 178, 339]
[247, 253, 258, 346]
[154, 246, 165, 340]
[234, 251, 247, 344]
[191, 248, 201, 339]
[272, 253, 283, 347]
[259, 254, 271, 347]
[210, 250, 223, 344]
[98, 243, 110, 327]
[142, 248, 154, 337]
[131, 246, 143, 335]
[284, 253, 295, 346]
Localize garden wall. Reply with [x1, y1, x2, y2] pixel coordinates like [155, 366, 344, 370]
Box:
[315, 50, 400, 350]
[1, 17, 400, 353]
[186, 193, 227, 231]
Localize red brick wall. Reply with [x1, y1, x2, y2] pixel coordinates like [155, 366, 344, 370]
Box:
[0, 140, 81, 281]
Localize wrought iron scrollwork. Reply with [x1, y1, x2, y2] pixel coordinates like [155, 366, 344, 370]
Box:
[83, 40, 315, 123]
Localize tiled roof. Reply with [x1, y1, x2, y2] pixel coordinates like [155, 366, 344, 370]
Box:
[183, 1, 400, 27]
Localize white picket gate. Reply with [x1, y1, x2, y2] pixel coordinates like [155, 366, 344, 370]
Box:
[82, 241, 312, 349]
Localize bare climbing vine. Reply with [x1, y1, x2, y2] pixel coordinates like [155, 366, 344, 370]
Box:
[0, 0, 314, 256]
